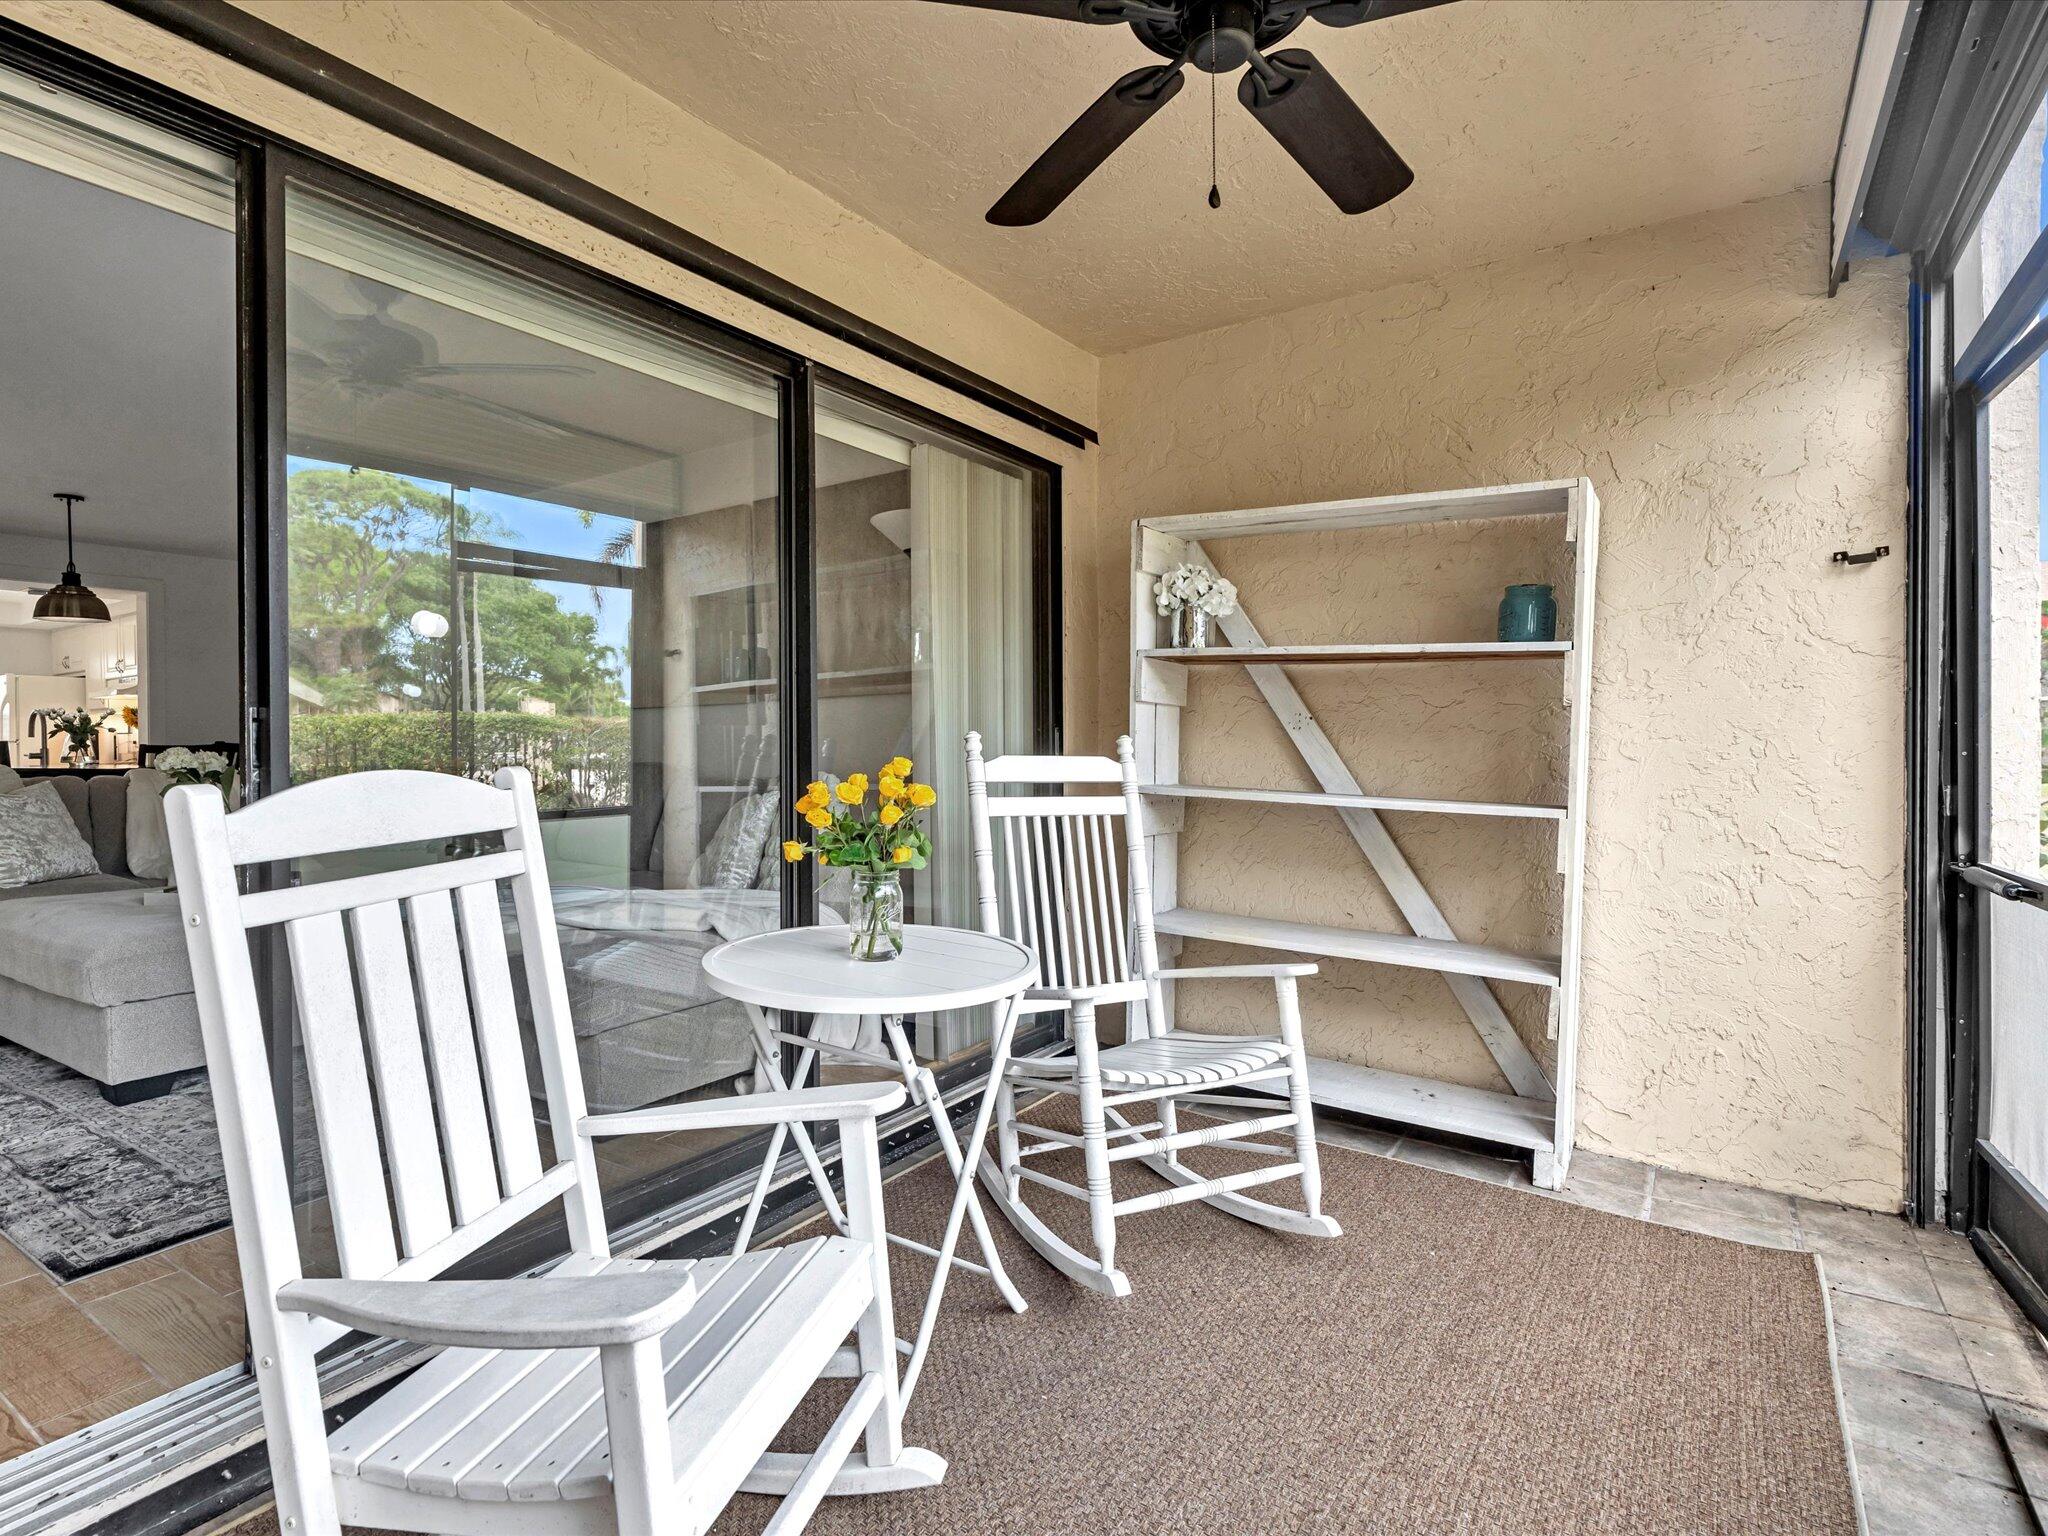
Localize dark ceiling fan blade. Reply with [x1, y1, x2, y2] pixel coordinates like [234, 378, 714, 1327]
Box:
[924, 0, 1178, 23]
[1305, 0, 1454, 24]
[989, 65, 1185, 225]
[1238, 48, 1411, 214]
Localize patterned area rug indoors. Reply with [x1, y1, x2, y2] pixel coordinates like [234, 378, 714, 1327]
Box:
[0, 1041, 318, 1279]
[228, 1110, 1859, 1535]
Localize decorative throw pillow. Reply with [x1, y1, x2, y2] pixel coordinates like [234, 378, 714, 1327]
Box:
[0, 779, 100, 889]
[0, 766, 20, 796]
[712, 792, 778, 890]
[688, 791, 779, 890]
[687, 797, 749, 888]
[754, 792, 789, 889]
[125, 767, 175, 883]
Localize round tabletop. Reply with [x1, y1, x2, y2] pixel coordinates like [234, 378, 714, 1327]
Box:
[702, 924, 1036, 1015]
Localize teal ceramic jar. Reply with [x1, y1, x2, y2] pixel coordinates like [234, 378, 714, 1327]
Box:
[1497, 583, 1557, 643]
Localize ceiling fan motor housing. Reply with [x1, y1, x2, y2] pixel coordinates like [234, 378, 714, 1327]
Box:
[1137, 0, 1306, 71]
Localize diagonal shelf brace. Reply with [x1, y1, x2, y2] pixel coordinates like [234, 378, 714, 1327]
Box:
[1184, 539, 1554, 1103]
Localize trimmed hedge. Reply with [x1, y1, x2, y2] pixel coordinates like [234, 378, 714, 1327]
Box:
[290, 711, 631, 809]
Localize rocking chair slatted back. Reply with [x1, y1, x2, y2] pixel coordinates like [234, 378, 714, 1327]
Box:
[166, 768, 606, 1357]
[966, 733, 1162, 1016]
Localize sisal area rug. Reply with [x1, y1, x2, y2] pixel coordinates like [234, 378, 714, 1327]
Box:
[226, 1109, 1857, 1535]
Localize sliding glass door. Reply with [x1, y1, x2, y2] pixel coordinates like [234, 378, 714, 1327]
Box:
[278, 172, 789, 1228]
[1949, 92, 2048, 1306]
[810, 385, 1049, 1070]
[0, 31, 1061, 1533]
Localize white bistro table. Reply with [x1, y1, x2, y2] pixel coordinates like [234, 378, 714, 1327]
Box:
[701, 923, 1035, 1410]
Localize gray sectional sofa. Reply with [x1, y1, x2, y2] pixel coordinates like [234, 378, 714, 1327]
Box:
[0, 774, 205, 1102]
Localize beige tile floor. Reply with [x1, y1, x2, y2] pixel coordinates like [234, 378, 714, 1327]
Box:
[1318, 1123, 2048, 1536]
[0, 1224, 252, 1462]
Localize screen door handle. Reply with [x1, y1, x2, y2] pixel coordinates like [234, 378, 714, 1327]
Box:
[1953, 862, 2048, 905]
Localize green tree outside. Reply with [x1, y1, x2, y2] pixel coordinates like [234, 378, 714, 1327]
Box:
[287, 464, 630, 801]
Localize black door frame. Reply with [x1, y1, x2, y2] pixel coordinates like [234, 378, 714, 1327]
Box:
[1934, 199, 2048, 1328]
[0, 21, 1069, 1532]
[254, 140, 1068, 1238]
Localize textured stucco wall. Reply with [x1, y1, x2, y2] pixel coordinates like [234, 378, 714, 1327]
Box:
[0, 0, 1106, 751]
[1099, 188, 1910, 1208]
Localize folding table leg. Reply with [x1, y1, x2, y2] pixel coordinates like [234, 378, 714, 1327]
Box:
[899, 993, 1024, 1405]
[880, 1016, 1027, 1316]
[733, 1005, 847, 1253]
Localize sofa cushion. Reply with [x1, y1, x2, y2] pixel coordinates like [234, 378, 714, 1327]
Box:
[125, 767, 173, 881]
[87, 774, 129, 876]
[0, 872, 149, 902]
[24, 775, 133, 876]
[0, 888, 193, 1006]
[46, 775, 89, 840]
[0, 781, 100, 889]
[0, 766, 19, 794]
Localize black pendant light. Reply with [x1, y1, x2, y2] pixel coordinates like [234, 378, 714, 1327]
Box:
[33, 492, 111, 624]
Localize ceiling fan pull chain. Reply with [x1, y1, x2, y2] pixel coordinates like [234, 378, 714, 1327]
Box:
[1207, 7, 1221, 208]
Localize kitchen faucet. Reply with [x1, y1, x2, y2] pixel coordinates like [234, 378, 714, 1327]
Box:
[24, 709, 53, 767]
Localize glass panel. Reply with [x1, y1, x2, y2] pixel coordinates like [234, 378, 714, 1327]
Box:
[1987, 898, 2048, 1193]
[282, 182, 783, 1223]
[1983, 289, 2048, 1192]
[808, 389, 1044, 1080]
[1985, 350, 2047, 872]
[1968, 93, 2048, 348]
[0, 68, 242, 1460]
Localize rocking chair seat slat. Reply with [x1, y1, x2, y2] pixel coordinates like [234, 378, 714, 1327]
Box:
[1008, 1030, 1292, 1089]
[335, 1238, 871, 1506]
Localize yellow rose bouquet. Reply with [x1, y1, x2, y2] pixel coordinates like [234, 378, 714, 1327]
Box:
[782, 756, 936, 959]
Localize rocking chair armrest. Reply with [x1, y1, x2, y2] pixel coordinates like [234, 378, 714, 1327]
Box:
[580, 1082, 906, 1139]
[1151, 963, 1319, 981]
[1026, 979, 1153, 1006]
[277, 1270, 700, 1349]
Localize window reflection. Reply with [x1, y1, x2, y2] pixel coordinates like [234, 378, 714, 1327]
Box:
[283, 186, 781, 1204]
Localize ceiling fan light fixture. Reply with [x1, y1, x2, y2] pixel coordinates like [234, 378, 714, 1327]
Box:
[33, 492, 112, 624]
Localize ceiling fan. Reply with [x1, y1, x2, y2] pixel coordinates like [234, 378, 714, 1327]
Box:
[933, 0, 1450, 225]
[289, 274, 593, 437]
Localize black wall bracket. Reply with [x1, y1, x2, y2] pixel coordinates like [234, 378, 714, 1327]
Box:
[1833, 545, 1892, 566]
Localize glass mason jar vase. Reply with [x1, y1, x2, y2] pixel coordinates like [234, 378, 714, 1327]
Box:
[1170, 605, 1210, 649]
[849, 870, 904, 961]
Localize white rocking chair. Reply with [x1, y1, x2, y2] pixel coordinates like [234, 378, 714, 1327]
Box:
[165, 767, 940, 1536]
[964, 733, 1342, 1298]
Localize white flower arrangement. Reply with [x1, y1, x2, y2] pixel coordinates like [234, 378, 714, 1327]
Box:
[1153, 562, 1238, 619]
[155, 747, 234, 804]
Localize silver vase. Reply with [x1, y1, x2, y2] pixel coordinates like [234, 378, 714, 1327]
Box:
[1170, 606, 1209, 649]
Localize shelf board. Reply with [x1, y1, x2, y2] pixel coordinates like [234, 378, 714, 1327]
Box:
[1254, 1058, 1555, 1152]
[1154, 906, 1561, 988]
[1140, 479, 1582, 541]
[1142, 784, 1565, 821]
[1140, 642, 1570, 667]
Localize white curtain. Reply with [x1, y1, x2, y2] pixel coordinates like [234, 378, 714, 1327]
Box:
[909, 443, 1033, 934]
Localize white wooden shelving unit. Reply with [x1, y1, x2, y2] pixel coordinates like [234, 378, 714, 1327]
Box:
[1129, 478, 1597, 1188]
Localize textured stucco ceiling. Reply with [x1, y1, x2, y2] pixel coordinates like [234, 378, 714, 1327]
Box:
[511, 0, 1862, 354]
